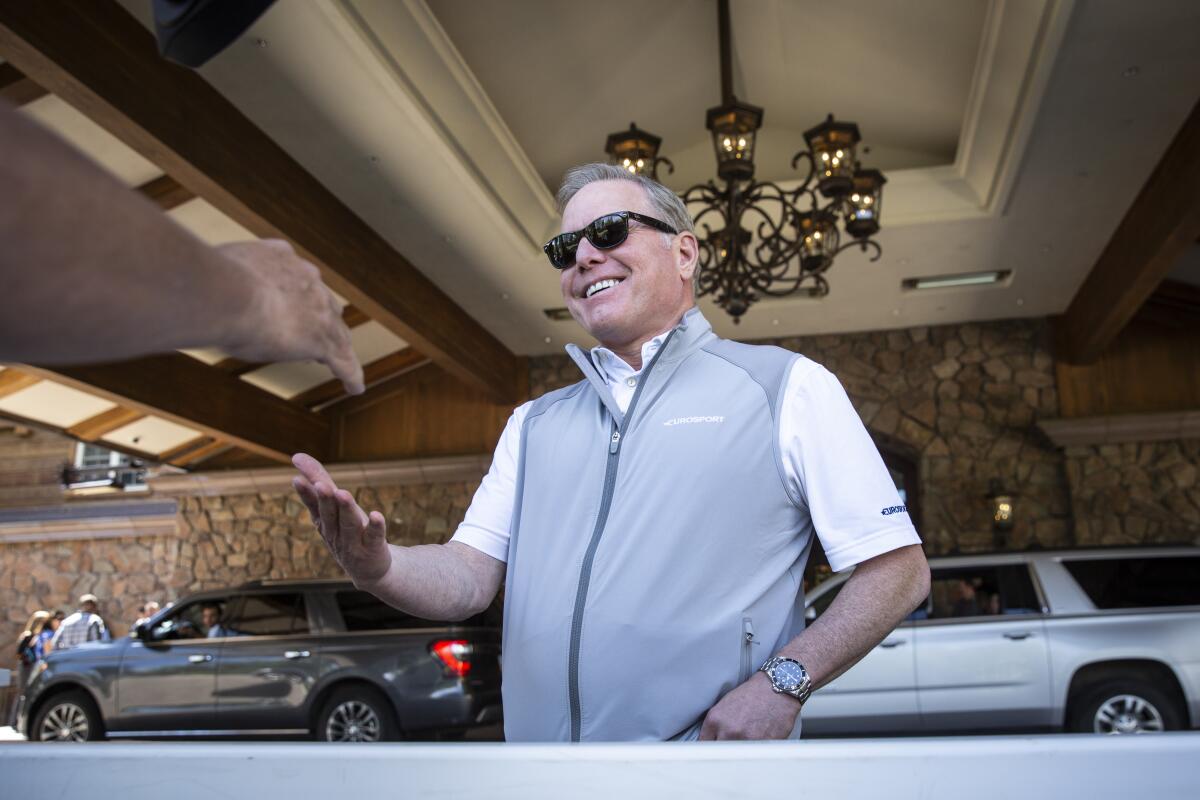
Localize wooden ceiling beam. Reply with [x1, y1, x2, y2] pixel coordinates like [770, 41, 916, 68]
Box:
[135, 174, 193, 211]
[0, 1, 521, 402]
[293, 348, 431, 410]
[1053, 98, 1200, 363]
[64, 405, 144, 441]
[0, 368, 40, 399]
[0, 61, 46, 106]
[22, 353, 329, 463]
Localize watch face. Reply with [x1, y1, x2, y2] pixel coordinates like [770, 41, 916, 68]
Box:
[774, 660, 805, 690]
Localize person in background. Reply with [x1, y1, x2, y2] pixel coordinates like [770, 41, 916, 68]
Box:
[50, 594, 109, 652]
[7, 610, 50, 725]
[36, 610, 64, 658]
[201, 603, 233, 638]
[133, 601, 161, 629]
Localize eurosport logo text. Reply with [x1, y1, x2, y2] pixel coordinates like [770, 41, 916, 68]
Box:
[881, 505, 907, 516]
[663, 415, 726, 426]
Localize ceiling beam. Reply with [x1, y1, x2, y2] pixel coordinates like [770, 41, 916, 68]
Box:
[1135, 279, 1200, 330]
[22, 354, 329, 463]
[0, 368, 40, 399]
[293, 348, 431, 410]
[0, 61, 46, 105]
[0, 1, 521, 402]
[64, 405, 144, 441]
[1053, 98, 1200, 363]
[135, 174, 193, 211]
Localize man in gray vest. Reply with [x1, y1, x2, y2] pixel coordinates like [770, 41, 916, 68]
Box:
[292, 163, 931, 741]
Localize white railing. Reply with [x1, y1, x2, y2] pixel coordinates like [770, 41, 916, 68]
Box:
[2, 733, 1198, 799]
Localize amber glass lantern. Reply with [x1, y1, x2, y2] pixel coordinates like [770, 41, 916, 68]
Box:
[804, 114, 861, 198]
[706, 99, 764, 182]
[844, 168, 887, 239]
[605, 122, 663, 177]
[796, 210, 839, 273]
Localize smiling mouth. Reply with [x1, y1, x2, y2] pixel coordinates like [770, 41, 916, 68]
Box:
[584, 278, 624, 298]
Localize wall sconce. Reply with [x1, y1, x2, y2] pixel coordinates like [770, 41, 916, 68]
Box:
[987, 479, 1016, 536]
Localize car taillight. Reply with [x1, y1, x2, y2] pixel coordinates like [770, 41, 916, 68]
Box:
[430, 639, 472, 677]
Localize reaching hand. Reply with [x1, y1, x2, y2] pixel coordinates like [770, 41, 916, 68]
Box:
[217, 239, 365, 395]
[291, 452, 391, 586]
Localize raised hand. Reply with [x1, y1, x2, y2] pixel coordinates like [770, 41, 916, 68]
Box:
[218, 239, 365, 395]
[291, 452, 391, 586]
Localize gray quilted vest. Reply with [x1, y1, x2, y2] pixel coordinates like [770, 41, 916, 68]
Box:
[501, 308, 811, 741]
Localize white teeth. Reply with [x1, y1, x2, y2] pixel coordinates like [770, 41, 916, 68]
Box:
[585, 278, 621, 298]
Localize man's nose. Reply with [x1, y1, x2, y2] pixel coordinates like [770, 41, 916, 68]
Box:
[574, 235, 607, 270]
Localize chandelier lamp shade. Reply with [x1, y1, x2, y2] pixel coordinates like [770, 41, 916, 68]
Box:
[604, 122, 674, 180]
[603, 0, 886, 321]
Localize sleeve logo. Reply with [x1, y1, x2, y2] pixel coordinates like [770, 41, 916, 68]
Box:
[881, 505, 907, 516]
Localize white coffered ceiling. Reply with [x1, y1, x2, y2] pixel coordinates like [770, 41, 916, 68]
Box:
[93, 0, 1200, 355]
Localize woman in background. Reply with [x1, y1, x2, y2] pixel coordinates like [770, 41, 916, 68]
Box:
[7, 610, 50, 726]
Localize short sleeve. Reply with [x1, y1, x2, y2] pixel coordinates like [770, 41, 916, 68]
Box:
[447, 402, 531, 563]
[780, 360, 921, 572]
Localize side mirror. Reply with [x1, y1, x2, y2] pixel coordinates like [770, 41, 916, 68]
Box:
[134, 622, 153, 641]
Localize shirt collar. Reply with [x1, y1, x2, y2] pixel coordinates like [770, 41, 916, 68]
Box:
[590, 330, 671, 384]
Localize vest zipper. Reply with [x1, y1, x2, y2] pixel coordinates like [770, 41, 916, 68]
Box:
[739, 617, 757, 684]
[566, 331, 677, 742]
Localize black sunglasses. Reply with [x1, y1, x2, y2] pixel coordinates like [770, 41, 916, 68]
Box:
[544, 211, 678, 269]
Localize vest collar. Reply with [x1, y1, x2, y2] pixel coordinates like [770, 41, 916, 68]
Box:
[564, 307, 715, 423]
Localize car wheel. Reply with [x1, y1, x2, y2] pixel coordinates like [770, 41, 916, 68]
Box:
[316, 686, 399, 742]
[1068, 680, 1184, 734]
[31, 690, 105, 742]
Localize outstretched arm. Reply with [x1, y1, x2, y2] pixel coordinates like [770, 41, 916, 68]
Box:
[0, 103, 362, 393]
[292, 454, 504, 621]
[700, 543, 930, 740]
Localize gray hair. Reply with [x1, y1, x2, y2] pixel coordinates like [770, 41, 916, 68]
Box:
[555, 163, 695, 235]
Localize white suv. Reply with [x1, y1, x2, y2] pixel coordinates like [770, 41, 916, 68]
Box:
[802, 546, 1200, 736]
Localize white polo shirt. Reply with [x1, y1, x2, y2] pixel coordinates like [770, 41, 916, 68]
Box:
[452, 334, 920, 573]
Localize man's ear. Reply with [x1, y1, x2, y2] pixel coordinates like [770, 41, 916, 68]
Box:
[676, 231, 699, 282]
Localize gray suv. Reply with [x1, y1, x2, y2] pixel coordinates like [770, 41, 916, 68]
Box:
[18, 579, 502, 742]
[801, 546, 1200, 736]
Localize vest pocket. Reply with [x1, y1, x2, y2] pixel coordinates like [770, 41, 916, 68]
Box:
[738, 616, 757, 684]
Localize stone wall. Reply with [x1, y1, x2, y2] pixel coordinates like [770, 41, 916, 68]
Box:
[531, 318, 1074, 557]
[1064, 439, 1200, 546]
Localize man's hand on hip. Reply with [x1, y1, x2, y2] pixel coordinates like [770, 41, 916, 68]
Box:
[698, 672, 800, 740]
[292, 453, 391, 587]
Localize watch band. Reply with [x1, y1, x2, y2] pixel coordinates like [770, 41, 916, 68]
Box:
[759, 656, 814, 705]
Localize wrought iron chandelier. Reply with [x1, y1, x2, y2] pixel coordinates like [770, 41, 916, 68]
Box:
[604, 0, 886, 322]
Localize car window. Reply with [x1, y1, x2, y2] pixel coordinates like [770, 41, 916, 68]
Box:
[147, 597, 234, 641]
[334, 590, 499, 630]
[927, 564, 1041, 620]
[807, 580, 845, 621]
[1063, 556, 1200, 609]
[224, 593, 308, 636]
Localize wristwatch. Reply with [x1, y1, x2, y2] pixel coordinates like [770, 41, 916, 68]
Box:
[759, 656, 814, 705]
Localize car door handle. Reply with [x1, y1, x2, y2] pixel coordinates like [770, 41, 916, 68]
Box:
[187, 654, 213, 664]
[1004, 632, 1032, 640]
[284, 650, 311, 660]
[879, 639, 906, 648]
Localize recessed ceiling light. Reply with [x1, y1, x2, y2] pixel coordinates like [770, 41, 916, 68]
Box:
[543, 307, 571, 321]
[501, 292, 510, 300]
[902, 270, 1012, 291]
[1122, 66, 1139, 78]
[543, 336, 552, 344]
[1016, 298, 1025, 306]
[771, 319, 779, 326]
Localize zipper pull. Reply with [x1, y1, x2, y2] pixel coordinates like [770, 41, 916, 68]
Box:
[743, 618, 757, 644]
[609, 430, 621, 454]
